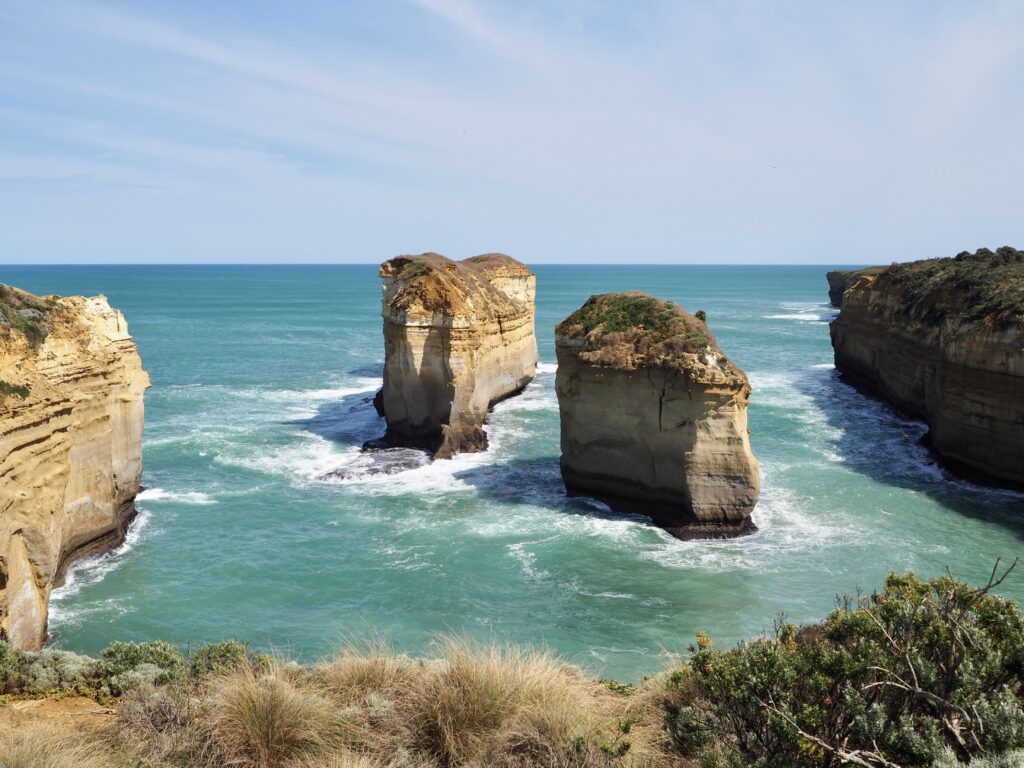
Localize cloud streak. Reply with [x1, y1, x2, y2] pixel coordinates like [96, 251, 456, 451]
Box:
[0, 0, 1022, 263]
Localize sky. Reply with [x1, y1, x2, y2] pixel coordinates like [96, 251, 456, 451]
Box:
[1, 1, 1022, 265]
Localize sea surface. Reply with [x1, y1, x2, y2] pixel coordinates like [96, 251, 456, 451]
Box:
[4, 265, 1022, 681]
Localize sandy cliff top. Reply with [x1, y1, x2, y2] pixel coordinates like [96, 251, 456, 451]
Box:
[0, 284, 139, 408]
[380, 252, 533, 320]
[854, 247, 1024, 328]
[556, 292, 745, 382]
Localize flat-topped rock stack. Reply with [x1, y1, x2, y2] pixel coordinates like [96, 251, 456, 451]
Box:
[374, 252, 538, 459]
[0, 285, 148, 649]
[831, 246, 1024, 487]
[555, 293, 760, 539]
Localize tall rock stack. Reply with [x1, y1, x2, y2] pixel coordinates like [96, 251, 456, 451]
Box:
[555, 293, 760, 539]
[0, 286, 149, 649]
[376, 253, 538, 459]
[831, 247, 1024, 487]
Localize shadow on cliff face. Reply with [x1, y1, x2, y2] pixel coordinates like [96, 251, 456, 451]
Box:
[451, 456, 654, 526]
[795, 366, 1024, 541]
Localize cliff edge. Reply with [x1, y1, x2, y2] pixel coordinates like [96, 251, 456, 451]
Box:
[376, 253, 538, 459]
[830, 247, 1024, 487]
[555, 293, 760, 539]
[0, 285, 149, 649]
[827, 266, 886, 307]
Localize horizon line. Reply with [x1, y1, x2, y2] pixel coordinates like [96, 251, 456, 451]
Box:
[0, 262, 878, 268]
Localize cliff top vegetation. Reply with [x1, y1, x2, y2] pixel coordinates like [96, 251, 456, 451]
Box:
[872, 246, 1024, 327]
[827, 265, 887, 280]
[1, 568, 1021, 767]
[0, 283, 54, 349]
[381, 252, 533, 319]
[556, 292, 730, 373]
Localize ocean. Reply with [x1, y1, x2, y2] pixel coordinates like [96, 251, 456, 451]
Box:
[5, 264, 1022, 681]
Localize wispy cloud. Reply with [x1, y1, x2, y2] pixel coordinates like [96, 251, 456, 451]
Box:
[1, 0, 1022, 263]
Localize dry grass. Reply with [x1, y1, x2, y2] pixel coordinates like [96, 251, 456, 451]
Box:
[209, 659, 346, 768]
[12, 638, 682, 768]
[315, 641, 423, 706]
[0, 727, 112, 768]
[398, 638, 602, 767]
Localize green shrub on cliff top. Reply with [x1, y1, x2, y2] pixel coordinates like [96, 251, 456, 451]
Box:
[557, 292, 717, 370]
[663, 562, 1024, 767]
[102, 641, 184, 682]
[882, 246, 1024, 325]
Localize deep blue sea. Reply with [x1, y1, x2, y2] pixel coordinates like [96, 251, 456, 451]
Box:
[4, 265, 1022, 680]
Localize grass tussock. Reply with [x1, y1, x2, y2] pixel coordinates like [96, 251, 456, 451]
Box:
[0, 728, 112, 768]
[399, 638, 601, 767]
[209, 660, 346, 768]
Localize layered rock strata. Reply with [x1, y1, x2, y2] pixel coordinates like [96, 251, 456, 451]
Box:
[827, 266, 886, 307]
[830, 247, 1024, 487]
[375, 253, 538, 459]
[555, 293, 760, 539]
[0, 286, 148, 649]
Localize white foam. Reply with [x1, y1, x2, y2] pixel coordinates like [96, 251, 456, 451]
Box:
[536, 362, 558, 374]
[49, 507, 152, 620]
[137, 487, 217, 505]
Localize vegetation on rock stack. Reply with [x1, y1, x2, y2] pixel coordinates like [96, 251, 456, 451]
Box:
[2, 570, 1021, 767]
[556, 292, 721, 372]
[877, 246, 1024, 327]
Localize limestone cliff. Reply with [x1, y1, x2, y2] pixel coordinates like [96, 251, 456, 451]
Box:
[827, 266, 886, 307]
[830, 247, 1024, 487]
[376, 253, 538, 459]
[555, 293, 760, 539]
[0, 285, 148, 649]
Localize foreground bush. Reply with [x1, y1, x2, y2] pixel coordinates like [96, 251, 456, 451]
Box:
[1, 569, 1020, 767]
[662, 564, 1024, 767]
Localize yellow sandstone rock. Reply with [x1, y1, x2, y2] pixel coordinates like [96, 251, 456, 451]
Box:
[376, 253, 538, 459]
[0, 286, 148, 649]
[555, 293, 760, 539]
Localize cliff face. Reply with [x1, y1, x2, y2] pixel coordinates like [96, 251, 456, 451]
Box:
[555, 294, 760, 539]
[830, 247, 1024, 487]
[0, 286, 149, 649]
[827, 267, 886, 307]
[377, 253, 538, 459]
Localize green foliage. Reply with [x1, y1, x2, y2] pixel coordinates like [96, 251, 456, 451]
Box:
[0, 380, 30, 399]
[2, 648, 105, 698]
[102, 641, 185, 683]
[563, 293, 678, 336]
[191, 641, 252, 676]
[556, 292, 718, 369]
[880, 246, 1024, 326]
[662, 566, 1024, 767]
[0, 640, 19, 679]
[598, 677, 637, 695]
[695, 309, 708, 322]
[0, 284, 51, 349]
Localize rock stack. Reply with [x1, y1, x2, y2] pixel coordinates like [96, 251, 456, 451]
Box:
[375, 253, 538, 459]
[555, 293, 760, 539]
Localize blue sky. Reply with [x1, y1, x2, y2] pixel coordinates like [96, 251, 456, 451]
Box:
[1, 1, 1022, 264]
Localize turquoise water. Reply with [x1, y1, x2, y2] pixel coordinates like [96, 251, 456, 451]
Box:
[4, 265, 1022, 681]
